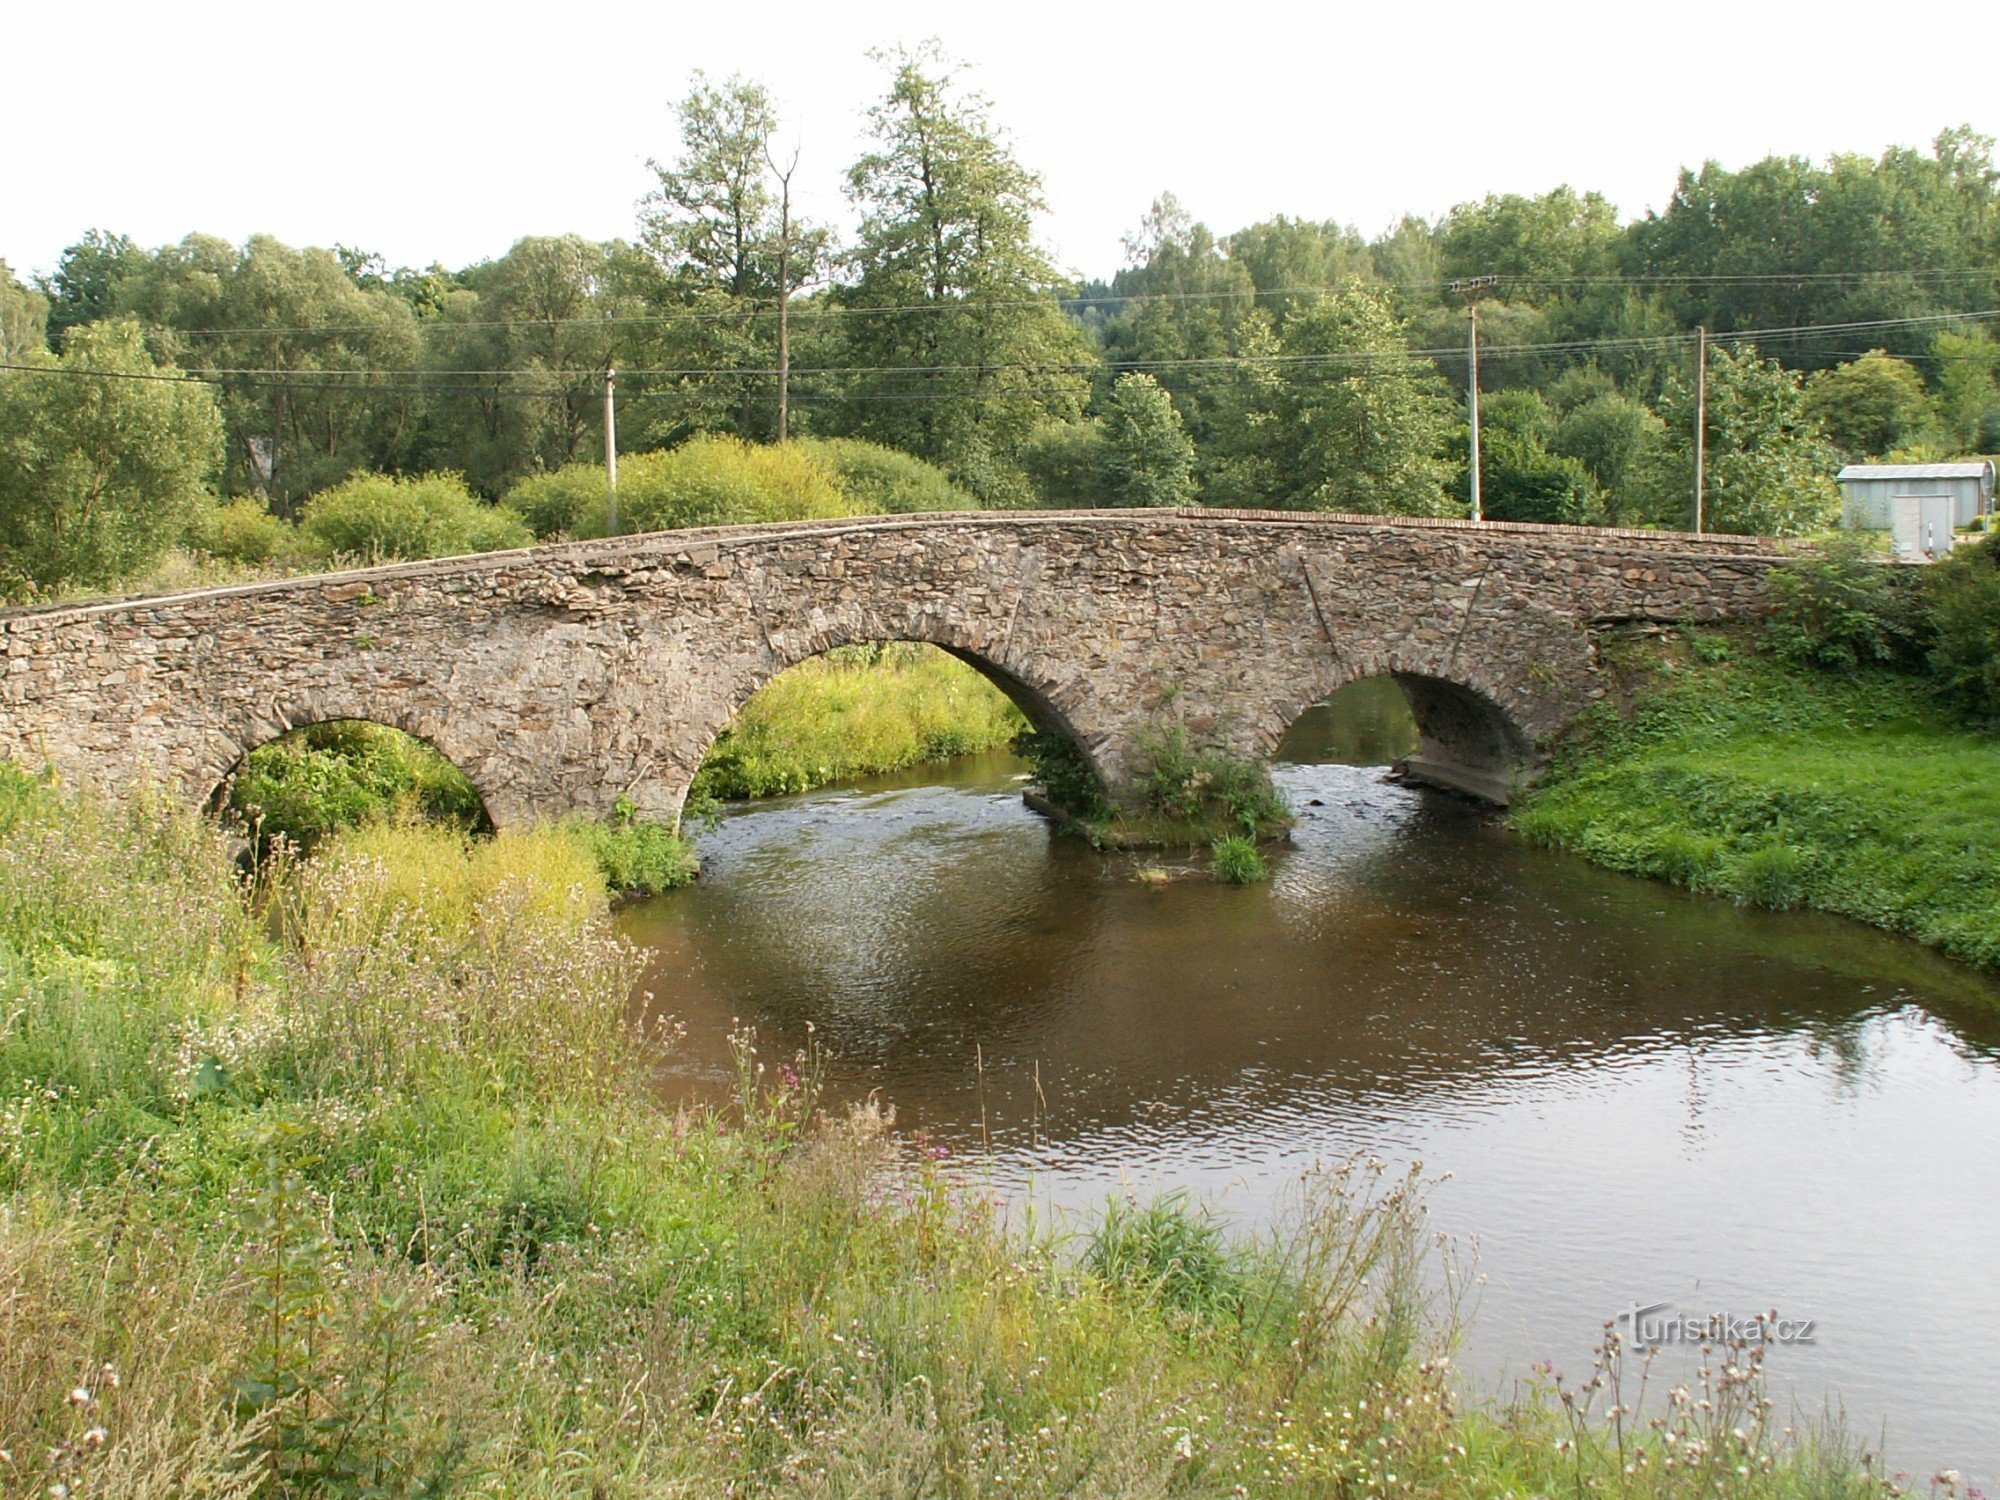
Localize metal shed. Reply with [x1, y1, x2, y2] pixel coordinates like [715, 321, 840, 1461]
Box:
[1837, 462, 1995, 560]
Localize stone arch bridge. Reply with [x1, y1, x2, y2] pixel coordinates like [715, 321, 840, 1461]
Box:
[0, 510, 1787, 822]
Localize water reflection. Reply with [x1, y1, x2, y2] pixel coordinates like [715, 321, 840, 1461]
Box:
[620, 681, 2000, 1483]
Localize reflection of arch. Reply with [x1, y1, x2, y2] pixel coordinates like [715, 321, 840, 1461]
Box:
[203, 703, 498, 829]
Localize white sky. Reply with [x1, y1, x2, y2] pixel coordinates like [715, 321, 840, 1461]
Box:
[7, 0, 1995, 285]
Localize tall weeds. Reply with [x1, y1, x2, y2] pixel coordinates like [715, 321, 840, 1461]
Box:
[0, 768, 1911, 1496]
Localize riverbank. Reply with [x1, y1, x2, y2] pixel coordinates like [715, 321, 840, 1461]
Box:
[0, 768, 1895, 1495]
[690, 643, 1025, 802]
[1516, 626, 2000, 973]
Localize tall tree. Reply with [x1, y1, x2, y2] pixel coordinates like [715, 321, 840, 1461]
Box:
[0, 260, 48, 361]
[116, 234, 421, 509]
[636, 72, 827, 441]
[0, 319, 222, 591]
[1646, 347, 1840, 536]
[837, 43, 1093, 502]
[1265, 282, 1460, 515]
[37, 230, 149, 346]
[1099, 372, 1196, 506]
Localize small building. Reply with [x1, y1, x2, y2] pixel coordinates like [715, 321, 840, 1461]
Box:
[1836, 461, 1995, 560]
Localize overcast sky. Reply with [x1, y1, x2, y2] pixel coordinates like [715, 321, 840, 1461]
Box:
[7, 0, 1995, 285]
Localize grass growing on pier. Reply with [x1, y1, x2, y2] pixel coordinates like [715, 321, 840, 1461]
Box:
[1517, 628, 2000, 971]
[0, 766, 1899, 1496]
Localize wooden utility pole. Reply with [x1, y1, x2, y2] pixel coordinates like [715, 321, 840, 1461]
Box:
[1693, 327, 1708, 534]
[603, 367, 619, 536]
[1468, 302, 1483, 523]
[1447, 275, 1498, 522]
[768, 146, 800, 443]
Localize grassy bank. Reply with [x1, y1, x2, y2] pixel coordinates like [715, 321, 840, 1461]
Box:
[691, 643, 1026, 801]
[1517, 629, 2000, 970]
[0, 768, 1893, 1496]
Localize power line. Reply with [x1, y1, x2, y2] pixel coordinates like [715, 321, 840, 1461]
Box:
[148, 266, 2000, 339]
[8, 307, 1997, 395]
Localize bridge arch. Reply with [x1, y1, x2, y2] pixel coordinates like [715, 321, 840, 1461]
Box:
[200, 694, 518, 827]
[205, 713, 497, 843]
[664, 623, 1108, 818]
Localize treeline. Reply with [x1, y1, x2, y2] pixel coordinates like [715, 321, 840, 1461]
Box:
[5, 41, 2000, 595]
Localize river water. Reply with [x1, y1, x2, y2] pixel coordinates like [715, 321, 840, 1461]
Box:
[619, 679, 2000, 1482]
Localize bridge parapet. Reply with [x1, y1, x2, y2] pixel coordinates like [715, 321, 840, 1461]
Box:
[0, 510, 1788, 820]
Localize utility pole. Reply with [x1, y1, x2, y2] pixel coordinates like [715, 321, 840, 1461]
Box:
[1448, 275, 1498, 522]
[1693, 327, 1708, 535]
[603, 367, 618, 536]
[768, 145, 799, 444]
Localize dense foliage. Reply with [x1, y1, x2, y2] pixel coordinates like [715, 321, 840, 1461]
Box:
[10, 60, 2000, 600]
[0, 319, 222, 592]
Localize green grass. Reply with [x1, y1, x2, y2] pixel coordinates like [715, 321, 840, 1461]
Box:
[0, 766, 1893, 1495]
[1517, 629, 2000, 971]
[692, 642, 1027, 800]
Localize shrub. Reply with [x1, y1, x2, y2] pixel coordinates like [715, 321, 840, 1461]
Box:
[224, 721, 489, 853]
[500, 464, 605, 539]
[1132, 725, 1289, 835]
[1085, 1192, 1241, 1317]
[790, 436, 978, 513]
[1210, 833, 1269, 884]
[694, 644, 1025, 800]
[186, 497, 300, 566]
[1925, 530, 2000, 724]
[1010, 728, 1112, 821]
[557, 814, 698, 895]
[1763, 536, 1924, 670]
[299, 472, 531, 562]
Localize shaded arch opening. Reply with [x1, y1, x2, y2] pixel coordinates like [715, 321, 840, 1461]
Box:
[207, 717, 495, 855]
[1275, 673, 1531, 805]
[686, 639, 1100, 807]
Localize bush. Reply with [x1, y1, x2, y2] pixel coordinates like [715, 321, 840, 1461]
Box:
[694, 643, 1025, 800]
[556, 813, 698, 896]
[791, 436, 977, 513]
[1925, 530, 2000, 724]
[1763, 536, 1924, 670]
[500, 464, 605, 539]
[1210, 833, 1269, 884]
[1132, 725, 1289, 835]
[224, 721, 489, 853]
[299, 472, 532, 562]
[185, 497, 301, 566]
[1085, 1192, 1241, 1316]
[1010, 727, 1112, 821]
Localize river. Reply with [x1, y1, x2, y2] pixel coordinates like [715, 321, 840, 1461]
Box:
[619, 678, 2000, 1484]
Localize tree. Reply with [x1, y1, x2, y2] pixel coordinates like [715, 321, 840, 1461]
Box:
[117, 234, 421, 508]
[1805, 350, 1934, 458]
[637, 72, 829, 441]
[1477, 390, 1600, 525]
[0, 319, 222, 590]
[1551, 390, 1667, 523]
[1098, 194, 1271, 505]
[837, 43, 1093, 501]
[1099, 373, 1195, 506]
[1932, 327, 2000, 449]
[37, 230, 148, 345]
[1646, 347, 1839, 536]
[0, 260, 47, 360]
[1264, 282, 1460, 515]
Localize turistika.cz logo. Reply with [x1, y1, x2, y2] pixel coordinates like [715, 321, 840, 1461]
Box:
[1612, 1303, 1818, 1347]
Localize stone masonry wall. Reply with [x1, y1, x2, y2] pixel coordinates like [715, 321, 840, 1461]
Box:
[0, 510, 1787, 822]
